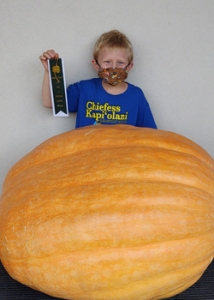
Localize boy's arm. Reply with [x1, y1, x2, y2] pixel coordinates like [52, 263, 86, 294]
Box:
[39, 50, 59, 108]
[42, 71, 52, 108]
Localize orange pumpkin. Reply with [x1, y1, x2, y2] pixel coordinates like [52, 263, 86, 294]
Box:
[0, 124, 214, 300]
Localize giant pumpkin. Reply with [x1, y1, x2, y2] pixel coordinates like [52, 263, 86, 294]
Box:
[0, 124, 214, 300]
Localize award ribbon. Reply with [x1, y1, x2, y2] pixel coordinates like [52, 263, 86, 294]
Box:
[48, 58, 68, 117]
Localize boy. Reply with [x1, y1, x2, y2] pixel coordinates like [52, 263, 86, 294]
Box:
[39, 30, 157, 129]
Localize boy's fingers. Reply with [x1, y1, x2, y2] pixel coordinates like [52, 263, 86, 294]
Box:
[39, 50, 59, 61]
[45, 50, 59, 59]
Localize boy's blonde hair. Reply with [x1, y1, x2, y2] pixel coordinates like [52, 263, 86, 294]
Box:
[93, 30, 133, 63]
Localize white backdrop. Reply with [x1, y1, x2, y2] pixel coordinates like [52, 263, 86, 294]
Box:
[0, 0, 214, 194]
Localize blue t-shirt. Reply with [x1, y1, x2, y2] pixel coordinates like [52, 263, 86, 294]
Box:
[67, 78, 157, 129]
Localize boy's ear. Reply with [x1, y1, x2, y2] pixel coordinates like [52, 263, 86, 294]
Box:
[92, 59, 99, 71]
[127, 62, 134, 72]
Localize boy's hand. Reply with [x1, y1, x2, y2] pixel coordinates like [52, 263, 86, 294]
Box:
[39, 50, 59, 72]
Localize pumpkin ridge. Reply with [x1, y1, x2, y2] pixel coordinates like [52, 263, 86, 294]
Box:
[1, 179, 214, 219]
[2, 235, 213, 267]
[1, 180, 214, 223]
[1, 230, 213, 261]
[151, 266, 205, 300]
[1, 243, 212, 300]
[3, 175, 213, 199]
[3, 125, 214, 183]
[2, 145, 213, 198]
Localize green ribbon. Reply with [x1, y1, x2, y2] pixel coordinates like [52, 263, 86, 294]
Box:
[49, 58, 68, 115]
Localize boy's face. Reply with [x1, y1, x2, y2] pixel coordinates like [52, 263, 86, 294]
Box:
[92, 47, 133, 71]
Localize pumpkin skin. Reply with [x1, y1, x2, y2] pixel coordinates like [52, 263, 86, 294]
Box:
[0, 124, 214, 300]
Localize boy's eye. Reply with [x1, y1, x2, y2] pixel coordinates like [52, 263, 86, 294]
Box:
[118, 62, 125, 66]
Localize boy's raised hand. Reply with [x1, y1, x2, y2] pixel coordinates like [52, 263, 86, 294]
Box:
[39, 50, 59, 72]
